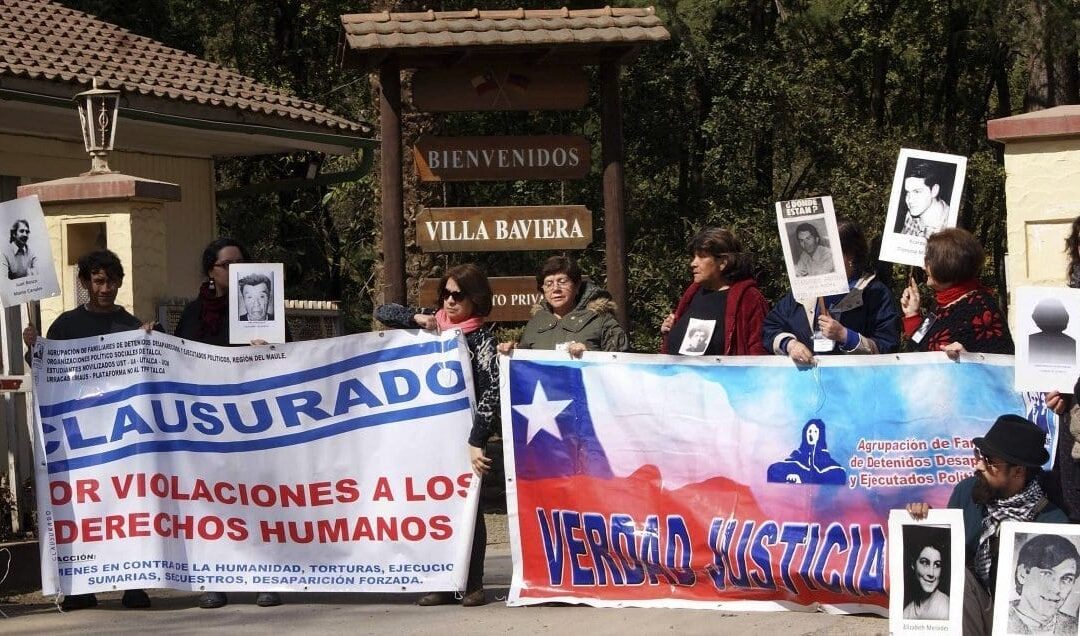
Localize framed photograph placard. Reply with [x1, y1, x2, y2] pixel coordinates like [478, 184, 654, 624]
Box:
[228, 263, 286, 344]
[1014, 287, 1080, 393]
[888, 508, 965, 635]
[775, 196, 848, 301]
[879, 149, 967, 267]
[992, 521, 1080, 636]
[0, 195, 60, 307]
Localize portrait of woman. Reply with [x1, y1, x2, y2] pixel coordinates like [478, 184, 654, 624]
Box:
[902, 525, 951, 621]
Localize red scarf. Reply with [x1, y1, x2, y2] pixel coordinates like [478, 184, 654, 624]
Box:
[196, 281, 228, 338]
[434, 309, 484, 334]
[934, 278, 981, 308]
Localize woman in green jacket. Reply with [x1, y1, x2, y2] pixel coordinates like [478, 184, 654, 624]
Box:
[500, 255, 629, 355]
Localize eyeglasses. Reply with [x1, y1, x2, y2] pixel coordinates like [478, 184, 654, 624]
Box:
[973, 448, 1006, 470]
[542, 277, 574, 290]
[441, 289, 466, 302]
[213, 259, 243, 269]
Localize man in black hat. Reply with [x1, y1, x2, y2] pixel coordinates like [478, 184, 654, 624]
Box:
[907, 414, 1068, 635]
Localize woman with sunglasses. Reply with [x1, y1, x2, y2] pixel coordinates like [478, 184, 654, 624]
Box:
[375, 263, 499, 607]
[500, 255, 628, 356]
[174, 237, 284, 609]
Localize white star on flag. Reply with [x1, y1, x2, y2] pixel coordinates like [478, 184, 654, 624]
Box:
[513, 381, 573, 443]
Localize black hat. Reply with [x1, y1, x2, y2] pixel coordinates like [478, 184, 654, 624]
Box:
[973, 414, 1049, 468]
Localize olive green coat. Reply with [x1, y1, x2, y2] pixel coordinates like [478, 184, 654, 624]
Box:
[518, 281, 629, 352]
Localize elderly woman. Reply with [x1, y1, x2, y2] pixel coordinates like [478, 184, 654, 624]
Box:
[900, 227, 1012, 357]
[174, 237, 284, 609]
[660, 227, 769, 355]
[902, 525, 951, 621]
[501, 256, 627, 356]
[375, 263, 499, 608]
[763, 220, 900, 363]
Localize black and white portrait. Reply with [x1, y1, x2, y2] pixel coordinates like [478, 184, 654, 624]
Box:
[1029, 298, 1077, 366]
[787, 220, 835, 278]
[0, 195, 60, 307]
[238, 272, 274, 322]
[893, 159, 958, 239]
[901, 525, 951, 621]
[678, 317, 715, 356]
[1006, 531, 1080, 635]
[228, 262, 286, 344]
[4, 218, 36, 280]
[1014, 287, 1080, 393]
[879, 149, 967, 268]
[888, 509, 964, 634]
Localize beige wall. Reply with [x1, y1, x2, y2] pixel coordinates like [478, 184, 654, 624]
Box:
[0, 132, 216, 305]
[1003, 138, 1080, 327]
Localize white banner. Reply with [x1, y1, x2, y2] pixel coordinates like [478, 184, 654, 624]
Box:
[31, 329, 478, 595]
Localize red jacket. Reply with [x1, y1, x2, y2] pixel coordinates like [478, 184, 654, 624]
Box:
[660, 277, 770, 355]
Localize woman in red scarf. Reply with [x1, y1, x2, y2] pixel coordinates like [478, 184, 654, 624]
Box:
[375, 263, 499, 608]
[900, 228, 1013, 357]
[174, 237, 283, 609]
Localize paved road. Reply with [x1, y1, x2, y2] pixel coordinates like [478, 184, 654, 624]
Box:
[0, 548, 887, 635]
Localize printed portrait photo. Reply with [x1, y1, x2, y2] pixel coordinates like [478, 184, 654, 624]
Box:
[228, 262, 286, 344]
[0, 195, 61, 307]
[1004, 531, 1080, 635]
[238, 271, 274, 322]
[901, 525, 951, 621]
[1014, 287, 1080, 393]
[677, 317, 716, 356]
[892, 158, 959, 239]
[786, 219, 835, 278]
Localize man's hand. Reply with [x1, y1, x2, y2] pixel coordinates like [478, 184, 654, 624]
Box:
[906, 502, 931, 520]
[1046, 391, 1070, 416]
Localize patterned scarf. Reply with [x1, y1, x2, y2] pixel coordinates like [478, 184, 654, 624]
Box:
[973, 478, 1047, 588]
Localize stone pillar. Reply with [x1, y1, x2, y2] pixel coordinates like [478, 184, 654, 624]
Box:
[987, 106, 1080, 326]
[16, 173, 180, 331]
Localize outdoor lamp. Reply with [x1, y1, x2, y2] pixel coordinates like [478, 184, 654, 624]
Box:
[74, 78, 120, 175]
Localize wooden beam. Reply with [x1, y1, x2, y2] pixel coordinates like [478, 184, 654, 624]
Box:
[379, 60, 406, 305]
[600, 61, 628, 330]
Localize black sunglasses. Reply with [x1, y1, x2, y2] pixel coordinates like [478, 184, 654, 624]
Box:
[441, 289, 466, 302]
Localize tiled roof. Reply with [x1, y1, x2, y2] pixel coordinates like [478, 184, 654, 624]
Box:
[0, 0, 368, 134]
[340, 6, 669, 67]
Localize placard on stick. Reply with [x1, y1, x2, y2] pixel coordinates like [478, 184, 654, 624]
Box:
[0, 195, 60, 307]
[775, 196, 848, 301]
[879, 148, 967, 267]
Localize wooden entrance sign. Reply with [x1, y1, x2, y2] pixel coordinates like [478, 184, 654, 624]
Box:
[416, 205, 592, 253]
[411, 65, 588, 112]
[413, 135, 590, 182]
[420, 276, 543, 322]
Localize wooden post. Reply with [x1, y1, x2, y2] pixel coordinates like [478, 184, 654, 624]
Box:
[379, 60, 405, 305]
[600, 61, 628, 329]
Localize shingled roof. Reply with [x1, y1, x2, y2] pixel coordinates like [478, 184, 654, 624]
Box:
[340, 6, 670, 69]
[0, 0, 368, 136]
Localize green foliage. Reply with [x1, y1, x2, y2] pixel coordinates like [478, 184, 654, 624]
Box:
[57, 0, 1079, 349]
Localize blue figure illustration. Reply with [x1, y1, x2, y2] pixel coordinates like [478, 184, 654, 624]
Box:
[766, 419, 847, 485]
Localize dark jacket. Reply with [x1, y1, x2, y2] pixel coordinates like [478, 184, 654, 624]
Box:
[375, 303, 499, 448]
[518, 281, 628, 352]
[762, 274, 900, 355]
[175, 297, 291, 346]
[660, 277, 769, 355]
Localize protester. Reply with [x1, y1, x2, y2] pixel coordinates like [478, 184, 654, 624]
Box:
[902, 525, 951, 620]
[174, 237, 283, 609]
[906, 415, 1068, 635]
[1045, 215, 1080, 522]
[21, 249, 153, 611]
[900, 227, 1012, 357]
[500, 255, 627, 356]
[660, 227, 769, 355]
[376, 263, 499, 608]
[763, 220, 900, 363]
